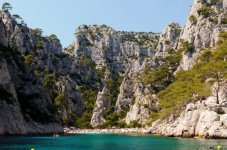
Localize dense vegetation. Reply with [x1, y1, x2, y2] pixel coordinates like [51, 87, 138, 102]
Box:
[143, 39, 193, 93]
[146, 32, 227, 124]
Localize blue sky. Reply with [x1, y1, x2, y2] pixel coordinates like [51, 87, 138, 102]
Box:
[3, 0, 193, 47]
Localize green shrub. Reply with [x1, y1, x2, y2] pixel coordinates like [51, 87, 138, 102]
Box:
[73, 87, 97, 128]
[189, 15, 197, 24]
[210, 0, 219, 5]
[179, 39, 193, 53]
[209, 17, 218, 25]
[175, 29, 181, 36]
[24, 54, 35, 66]
[32, 28, 43, 37]
[167, 47, 175, 54]
[79, 55, 95, 68]
[221, 18, 227, 24]
[48, 34, 58, 40]
[165, 40, 170, 45]
[44, 74, 58, 97]
[54, 93, 64, 107]
[37, 41, 45, 49]
[126, 120, 141, 128]
[197, 6, 212, 17]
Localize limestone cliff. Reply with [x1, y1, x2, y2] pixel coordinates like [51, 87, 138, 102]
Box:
[149, 81, 227, 138]
[1, 0, 227, 138]
[179, 0, 227, 70]
[148, 0, 227, 138]
[73, 24, 182, 127]
[0, 10, 100, 134]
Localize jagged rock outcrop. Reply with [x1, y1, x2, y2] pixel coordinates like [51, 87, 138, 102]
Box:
[179, 0, 227, 70]
[156, 22, 181, 57]
[149, 81, 227, 138]
[91, 88, 110, 127]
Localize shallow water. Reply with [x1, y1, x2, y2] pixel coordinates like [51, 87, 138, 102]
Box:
[0, 134, 226, 150]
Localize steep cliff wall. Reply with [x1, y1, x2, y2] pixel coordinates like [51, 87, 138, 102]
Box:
[1, 0, 227, 138]
[0, 10, 94, 134]
[148, 0, 227, 138]
[73, 24, 182, 127]
[179, 0, 227, 70]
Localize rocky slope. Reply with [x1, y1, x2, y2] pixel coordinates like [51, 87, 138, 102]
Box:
[150, 81, 227, 138]
[147, 0, 227, 138]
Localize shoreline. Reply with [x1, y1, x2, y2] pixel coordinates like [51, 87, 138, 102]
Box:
[63, 127, 226, 139]
[64, 127, 150, 134]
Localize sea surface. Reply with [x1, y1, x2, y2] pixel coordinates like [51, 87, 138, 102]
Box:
[0, 134, 226, 150]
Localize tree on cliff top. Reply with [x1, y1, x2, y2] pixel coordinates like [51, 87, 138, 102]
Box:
[2, 2, 12, 11]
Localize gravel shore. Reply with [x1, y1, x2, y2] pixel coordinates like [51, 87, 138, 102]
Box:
[64, 127, 150, 134]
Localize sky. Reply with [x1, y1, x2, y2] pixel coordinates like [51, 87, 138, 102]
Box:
[2, 0, 194, 48]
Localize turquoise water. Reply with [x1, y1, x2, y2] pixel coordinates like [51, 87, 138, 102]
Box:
[0, 134, 226, 150]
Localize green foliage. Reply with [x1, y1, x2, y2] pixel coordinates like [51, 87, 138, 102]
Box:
[221, 18, 227, 24]
[94, 66, 107, 79]
[175, 29, 181, 36]
[32, 28, 43, 37]
[209, 17, 218, 25]
[54, 93, 64, 107]
[81, 87, 97, 112]
[167, 47, 175, 54]
[65, 45, 75, 53]
[73, 87, 97, 128]
[165, 40, 170, 45]
[37, 41, 45, 49]
[179, 39, 193, 53]
[143, 47, 183, 92]
[2, 2, 12, 10]
[24, 54, 36, 66]
[105, 73, 123, 106]
[126, 120, 142, 128]
[79, 55, 95, 68]
[44, 74, 57, 97]
[197, 50, 213, 63]
[210, 0, 219, 5]
[79, 39, 93, 47]
[148, 32, 227, 123]
[143, 66, 172, 92]
[52, 56, 61, 66]
[98, 73, 123, 127]
[48, 34, 58, 40]
[98, 111, 127, 129]
[197, 6, 212, 17]
[74, 111, 93, 128]
[12, 14, 22, 23]
[129, 54, 139, 60]
[189, 15, 197, 24]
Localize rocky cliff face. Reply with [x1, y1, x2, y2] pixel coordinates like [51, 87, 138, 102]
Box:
[73, 24, 183, 127]
[74, 25, 162, 127]
[149, 81, 227, 138]
[1, 0, 227, 138]
[148, 0, 227, 138]
[179, 0, 227, 70]
[0, 10, 99, 134]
